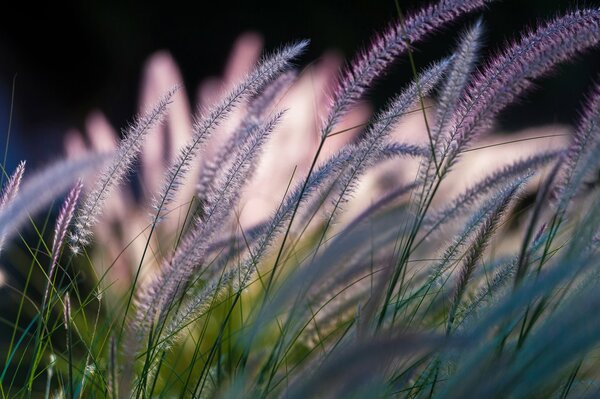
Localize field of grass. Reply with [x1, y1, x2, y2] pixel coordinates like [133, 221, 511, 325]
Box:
[2, 0, 600, 397]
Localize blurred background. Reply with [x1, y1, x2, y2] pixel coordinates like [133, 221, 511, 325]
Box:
[1, 0, 600, 168]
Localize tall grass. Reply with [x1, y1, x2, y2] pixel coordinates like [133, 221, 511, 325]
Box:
[2, 1, 600, 398]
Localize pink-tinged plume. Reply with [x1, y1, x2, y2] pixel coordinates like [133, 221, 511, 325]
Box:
[448, 9, 600, 169]
[322, 0, 493, 137]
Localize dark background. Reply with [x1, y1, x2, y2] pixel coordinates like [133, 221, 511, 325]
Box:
[1, 0, 599, 167]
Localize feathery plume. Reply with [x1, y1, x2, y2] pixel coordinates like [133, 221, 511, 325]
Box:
[412, 22, 484, 207]
[447, 9, 600, 167]
[0, 161, 25, 209]
[446, 178, 522, 335]
[434, 19, 484, 150]
[554, 80, 600, 206]
[424, 150, 560, 232]
[203, 109, 287, 217]
[164, 206, 406, 356]
[43, 182, 83, 307]
[0, 161, 26, 252]
[309, 60, 448, 249]
[134, 110, 287, 341]
[322, 0, 492, 136]
[379, 143, 429, 159]
[144, 147, 355, 348]
[156, 267, 235, 355]
[0, 154, 110, 248]
[165, 111, 286, 289]
[197, 71, 297, 202]
[330, 60, 449, 210]
[154, 41, 307, 216]
[424, 177, 530, 309]
[461, 257, 518, 323]
[70, 87, 177, 252]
